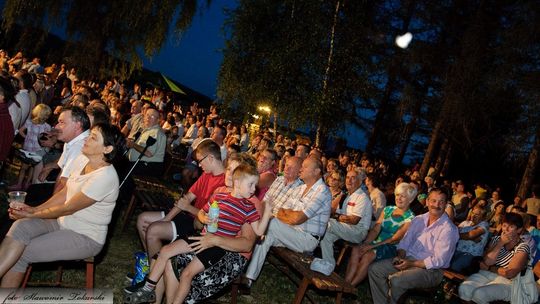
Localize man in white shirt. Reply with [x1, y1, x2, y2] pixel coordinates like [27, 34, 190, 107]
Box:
[46, 106, 90, 193]
[26, 107, 90, 205]
[181, 116, 198, 144]
[320, 168, 372, 269]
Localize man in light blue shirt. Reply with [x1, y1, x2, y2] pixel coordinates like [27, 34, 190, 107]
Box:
[368, 188, 459, 304]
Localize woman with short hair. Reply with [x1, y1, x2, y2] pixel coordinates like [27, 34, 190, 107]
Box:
[345, 182, 417, 286]
[459, 213, 532, 303]
[0, 123, 123, 287]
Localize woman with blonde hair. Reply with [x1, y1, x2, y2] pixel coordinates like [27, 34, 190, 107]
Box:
[345, 182, 417, 286]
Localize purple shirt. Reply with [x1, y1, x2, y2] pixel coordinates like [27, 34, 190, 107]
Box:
[397, 212, 459, 269]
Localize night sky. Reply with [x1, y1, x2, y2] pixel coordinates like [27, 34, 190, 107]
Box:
[142, 0, 237, 98]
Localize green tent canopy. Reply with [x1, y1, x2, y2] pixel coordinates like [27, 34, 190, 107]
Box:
[161, 73, 186, 95]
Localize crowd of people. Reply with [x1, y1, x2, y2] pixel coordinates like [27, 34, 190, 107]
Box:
[1, 50, 540, 304]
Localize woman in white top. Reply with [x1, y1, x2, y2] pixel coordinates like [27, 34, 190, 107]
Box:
[0, 123, 123, 287]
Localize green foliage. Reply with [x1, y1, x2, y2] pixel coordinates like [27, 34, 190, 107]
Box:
[218, 0, 540, 176]
[2, 0, 206, 79]
[218, 0, 379, 135]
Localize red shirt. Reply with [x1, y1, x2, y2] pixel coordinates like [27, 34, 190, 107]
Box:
[189, 172, 225, 211]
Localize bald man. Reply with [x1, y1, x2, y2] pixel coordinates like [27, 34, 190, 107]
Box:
[245, 157, 332, 286]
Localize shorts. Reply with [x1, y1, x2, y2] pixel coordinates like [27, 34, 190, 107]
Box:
[184, 236, 227, 268]
[167, 211, 196, 241]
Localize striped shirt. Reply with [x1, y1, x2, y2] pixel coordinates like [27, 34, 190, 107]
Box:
[202, 192, 260, 237]
[264, 176, 304, 214]
[490, 235, 531, 268]
[286, 178, 332, 237]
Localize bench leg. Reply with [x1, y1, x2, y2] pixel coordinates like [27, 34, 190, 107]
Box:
[121, 193, 137, 231]
[230, 282, 239, 304]
[22, 265, 32, 288]
[86, 260, 94, 289]
[336, 291, 343, 304]
[293, 277, 310, 304]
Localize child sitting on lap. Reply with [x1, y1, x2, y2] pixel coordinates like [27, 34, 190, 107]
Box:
[124, 163, 273, 304]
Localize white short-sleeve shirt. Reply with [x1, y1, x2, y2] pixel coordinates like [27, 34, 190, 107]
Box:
[57, 130, 89, 178]
[337, 187, 372, 230]
[57, 155, 119, 244]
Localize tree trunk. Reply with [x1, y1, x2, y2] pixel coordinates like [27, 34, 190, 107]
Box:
[316, 0, 341, 148]
[365, 69, 396, 153]
[396, 90, 423, 164]
[517, 125, 540, 198]
[366, 0, 415, 154]
[440, 143, 453, 178]
[397, 119, 415, 164]
[434, 137, 449, 175]
[420, 119, 443, 178]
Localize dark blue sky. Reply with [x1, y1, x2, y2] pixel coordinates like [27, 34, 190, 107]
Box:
[142, 0, 237, 98]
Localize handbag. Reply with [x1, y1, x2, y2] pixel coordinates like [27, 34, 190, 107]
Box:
[511, 267, 539, 304]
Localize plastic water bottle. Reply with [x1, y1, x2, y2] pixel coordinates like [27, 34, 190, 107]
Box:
[207, 201, 220, 233]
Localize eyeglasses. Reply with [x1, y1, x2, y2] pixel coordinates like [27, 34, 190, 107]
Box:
[197, 154, 210, 164]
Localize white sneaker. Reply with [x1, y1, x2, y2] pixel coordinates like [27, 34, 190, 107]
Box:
[18, 149, 42, 162]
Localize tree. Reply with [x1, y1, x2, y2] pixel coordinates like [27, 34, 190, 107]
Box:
[2, 0, 206, 79]
[518, 123, 540, 198]
[218, 0, 380, 144]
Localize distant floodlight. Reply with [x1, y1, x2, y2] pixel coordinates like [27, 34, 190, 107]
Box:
[258, 105, 271, 113]
[395, 32, 413, 49]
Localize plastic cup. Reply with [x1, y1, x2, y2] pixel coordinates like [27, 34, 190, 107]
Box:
[8, 191, 27, 210]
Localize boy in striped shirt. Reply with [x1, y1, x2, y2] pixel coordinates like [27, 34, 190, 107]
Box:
[125, 164, 273, 304]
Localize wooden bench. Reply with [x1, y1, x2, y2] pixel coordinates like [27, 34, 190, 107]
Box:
[22, 257, 95, 288]
[268, 247, 356, 304]
[443, 269, 467, 281]
[336, 241, 359, 266]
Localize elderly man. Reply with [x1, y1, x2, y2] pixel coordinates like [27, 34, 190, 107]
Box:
[126, 107, 166, 177]
[265, 156, 304, 214]
[319, 168, 372, 270]
[245, 157, 331, 286]
[121, 99, 144, 138]
[368, 188, 459, 304]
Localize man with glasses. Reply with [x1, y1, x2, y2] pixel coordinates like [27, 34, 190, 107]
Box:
[136, 140, 225, 258]
[126, 107, 166, 177]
